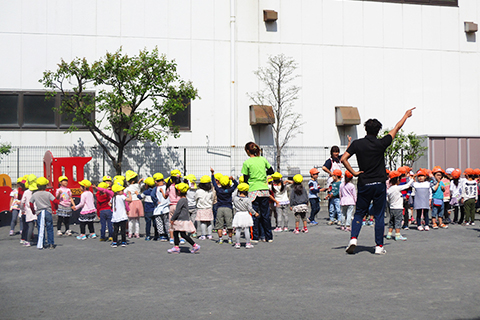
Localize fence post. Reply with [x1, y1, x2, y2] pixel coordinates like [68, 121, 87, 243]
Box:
[183, 148, 187, 175]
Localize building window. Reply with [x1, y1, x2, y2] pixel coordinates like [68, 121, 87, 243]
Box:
[358, 0, 457, 6]
[170, 98, 191, 131]
[0, 91, 94, 130]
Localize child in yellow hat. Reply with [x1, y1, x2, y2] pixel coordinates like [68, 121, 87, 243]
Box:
[29, 177, 58, 249]
[56, 176, 76, 236]
[195, 175, 214, 240]
[76, 180, 97, 240]
[124, 170, 144, 239]
[232, 183, 257, 249]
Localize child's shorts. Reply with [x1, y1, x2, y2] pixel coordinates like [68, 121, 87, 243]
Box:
[215, 207, 233, 229]
[293, 204, 308, 223]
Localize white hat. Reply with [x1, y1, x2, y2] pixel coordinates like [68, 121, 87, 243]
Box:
[445, 168, 455, 174]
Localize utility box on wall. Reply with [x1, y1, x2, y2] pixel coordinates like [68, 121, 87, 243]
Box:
[335, 106, 361, 126]
[250, 105, 275, 126]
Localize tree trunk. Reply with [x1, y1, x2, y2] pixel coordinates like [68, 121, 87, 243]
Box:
[115, 144, 125, 175]
[276, 145, 281, 172]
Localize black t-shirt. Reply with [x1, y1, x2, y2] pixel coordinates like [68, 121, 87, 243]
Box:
[346, 134, 392, 186]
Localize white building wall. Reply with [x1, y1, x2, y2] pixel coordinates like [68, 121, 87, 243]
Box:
[0, 0, 479, 148]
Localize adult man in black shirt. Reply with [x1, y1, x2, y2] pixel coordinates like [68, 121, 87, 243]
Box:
[341, 107, 415, 255]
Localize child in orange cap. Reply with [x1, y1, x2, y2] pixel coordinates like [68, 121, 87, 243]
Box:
[326, 169, 343, 226]
[461, 168, 477, 225]
[386, 170, 413, 240]
[431, 167, 447, 229]
[339, 170, 356, 231]
[411, 170, 432, 231]
[308, 168, 327, 225]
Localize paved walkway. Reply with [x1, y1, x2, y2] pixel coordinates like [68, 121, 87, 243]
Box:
[1, 216, 480, 320]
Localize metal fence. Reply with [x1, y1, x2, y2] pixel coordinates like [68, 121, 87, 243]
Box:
[0, 145, 357, 183]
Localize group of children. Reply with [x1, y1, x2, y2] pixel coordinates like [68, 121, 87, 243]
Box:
[7, 164, 479, 253]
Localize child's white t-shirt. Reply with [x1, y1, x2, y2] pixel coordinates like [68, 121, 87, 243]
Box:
[112, 194, 128, 223]
[125, 184, 141, 201]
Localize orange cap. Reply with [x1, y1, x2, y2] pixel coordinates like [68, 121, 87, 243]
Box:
[416, 169, 426, 176]
[451, 169, 461, 179]
[332, 169, 342, 177]
[464, 168, 474, 176]
[398, 166, 408, 174]
[345, 171, 353, 178]
[432, 166, 444, 174]
[474, 168, 480, 176]
[309, 168, 320, 175]
[389, 170, 401, 179]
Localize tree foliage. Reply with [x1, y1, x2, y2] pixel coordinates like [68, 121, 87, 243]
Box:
[379, 129, 427, 170]
[0, 137, 11, 160]
[40, 47, 198, 174]
[248, 54, 304, 171]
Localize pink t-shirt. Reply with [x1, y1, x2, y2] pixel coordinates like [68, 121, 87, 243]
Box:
[56, 186, 73, 208]
[76, 190, 96, 214]
[166, 184, 180, 206]
[340, 182, 357, 206]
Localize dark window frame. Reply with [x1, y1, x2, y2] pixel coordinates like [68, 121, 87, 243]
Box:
[356, 0, 458, 6]
[170, 97, 191, 132]
[0, 91, 95, 131]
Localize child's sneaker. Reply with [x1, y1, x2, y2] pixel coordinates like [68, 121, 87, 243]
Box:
[180, 238, 186, 245]
[417, 225, 424, 231]
[395, 235, 407, 241]
[234, 243, 241, 249]
[273, 227, 282, 232]
[471, 222, 475, 226]
[167, 246, 180, 254]
[245, 243, 254, 249]
[111, 242, 117, 248]
[340, 226, 345, 231]
[9, 230, 14, 236]
[190, 244, 201, 253]
[293, 228, 300, 234]
[128, 233, 133, 239]
[346, 238, 357, 254]
[23, 241, 31, 247]
[375, 246, 387, 255]
[327, 221, 335, 225]
[57, 230, 63, 236]
[216, 239, 224, 244]
[228, 238, 233, 244]
[191, 233, 197, 238]
[76, 234, 87, 240]
[144, 236, 151, 241]
[159, 236, 168, 242]
[198, 235, 206, 240]
[385, 234, 392, 240]
[135, 234, 140, 239]
[89, 233, 97, 239]
[99, 238, 107, 242]
[19, 239, 25, 244]
[424, 226, 430, 231]
[65, 230, 72, 236]
[302, 227, 308, 233]
[440, 223, 448, 229]
[432, 223, 438, 229]
[310, 221, 319, 225]
[107, 237, 113, 241]
[346, 227, 351, 232]
[283, 227, 289, 232]
[169, 239, 174, 245]
[207, 235, 213, 240]
[367, 220, 374, 226]
[121, 242, 127, 247]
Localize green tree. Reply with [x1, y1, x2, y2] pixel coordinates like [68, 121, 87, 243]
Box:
[248, 54, 304, 172]
[403, 133, 427, 168]
[0, 137, 11, 160]
[379, 129, 428, 170]
[40, 47, 198, 174]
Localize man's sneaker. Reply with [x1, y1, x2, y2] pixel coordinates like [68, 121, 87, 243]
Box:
[121, 242, 127, 247]
[99, 238, 107, 242]
[395, 235, 407, 241]
[310, 221, 319, 225]
[245, 243, 254, 249]
[207, 235, 213, 240]
[424, 226, 430, 231]
[89, 233, 97, 239]
[440, 224, 448, 229]
[273, 227, 282, 232]
[283, 227, 289, 232]
[302, 228, 308, 233]
[250, 239, 259, 243]
[267, 239, 274, 243]
[76, 234, 87, 240]
[385, 234, 392, 240]
[471, 222, 475, 226]
[167, 246, 180, 254]
[198, 235, 206, 240]
[346, 238, 357, 254]
[57, 230, 63, 236]
[417, 225, 424, 231]
[190, 244, 201, 253]
[293, 228, 300, 234]
[180, 238, 186, 245]
[65, 230, 72, 236]
[216, 239, 224, 244]
[107, 237, 113, 241]
[49, 244, 56, 249]
[169, 239, 174, 245]
[402, 226, 409, 230]
[111, 242, 117, 248]
[23, 241, 31, 247]
[228, 238, 233, 244]
[375, 246, 387, 255]
[235, 243, 241, 249]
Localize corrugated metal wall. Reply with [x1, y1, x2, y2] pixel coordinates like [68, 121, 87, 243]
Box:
[428, 137, 480, 169]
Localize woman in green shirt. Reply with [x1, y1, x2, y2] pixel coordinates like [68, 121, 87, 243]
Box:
[241, 142, 275, 242]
